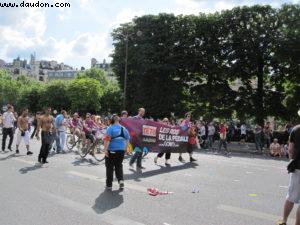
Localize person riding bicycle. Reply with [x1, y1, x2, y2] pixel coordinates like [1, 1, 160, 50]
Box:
[83, 113, 98, 146]
[69, 112, 84, 139]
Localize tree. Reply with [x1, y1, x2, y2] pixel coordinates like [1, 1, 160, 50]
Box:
[0, 69, 20, 109]
[100, 80, 122, 113]
[221, 5, 281, 124]
[38, 80, 70, 112]
[17, 81, 45, 113]
[67, 78, 104, 114]
[76, 68, 108, 87]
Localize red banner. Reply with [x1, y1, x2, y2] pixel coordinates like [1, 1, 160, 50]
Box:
[120, 118, 189, 153]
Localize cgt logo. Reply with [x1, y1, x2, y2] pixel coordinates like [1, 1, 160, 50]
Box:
[142, 125, 157, 137]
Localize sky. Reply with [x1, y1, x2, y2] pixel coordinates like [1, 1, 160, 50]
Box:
[0, 0, 299, 69]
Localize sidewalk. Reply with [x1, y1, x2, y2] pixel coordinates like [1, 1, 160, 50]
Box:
[209, 141, 267, 154]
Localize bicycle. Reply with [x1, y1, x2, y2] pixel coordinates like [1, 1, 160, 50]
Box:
[78, 128, 106, 162]
[66, 132, 83, 151]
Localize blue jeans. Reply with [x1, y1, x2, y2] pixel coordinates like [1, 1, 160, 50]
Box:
[54, 132, 61, 152]
[129, 150, 142, 167]
[208, 135, 214, 149]
[255, 134, 262, 151]
[58, 131, 66, 151]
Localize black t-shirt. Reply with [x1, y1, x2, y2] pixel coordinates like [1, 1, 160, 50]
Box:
[290, 125, 300, 169]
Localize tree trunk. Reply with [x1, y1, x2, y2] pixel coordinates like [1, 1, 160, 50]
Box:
[256, 58, 264, 125]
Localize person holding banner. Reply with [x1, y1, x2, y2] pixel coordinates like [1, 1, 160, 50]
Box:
[103, 114, 130, 190]
[154, 117, 171, 166]
[129, 108, 146, 169]
[179, 113, 197, 162]
[218, 123, 230, 156]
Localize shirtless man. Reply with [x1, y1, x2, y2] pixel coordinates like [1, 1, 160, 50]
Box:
[36, 107, 55, 164]
[16, 108, 33, 155]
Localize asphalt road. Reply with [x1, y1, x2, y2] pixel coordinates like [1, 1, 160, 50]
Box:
[0, 135, 296, 225]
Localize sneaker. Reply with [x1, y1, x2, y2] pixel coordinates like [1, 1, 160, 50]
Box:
[27, 151, 33, 155]
[16, 150, 19, 154]
[119, 180, 125, 189]
[178, 156, 184, 162]
[190, 157, 197, 162]
[137, 166, 146, 170]
[8, 148, 12, 152]
[277, 220, 286, 225]
[105, 186, 112, 191]
[165, 160, 171, 166]
[154, 157, 158, 164]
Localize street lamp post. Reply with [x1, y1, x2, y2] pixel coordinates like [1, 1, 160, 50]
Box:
[122, 30, 142, 110]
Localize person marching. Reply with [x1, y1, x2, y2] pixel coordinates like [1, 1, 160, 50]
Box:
[129, 108, 146, 169]
[179, 113, 197, 162]
[36, 107, 55, 164]
[217, 122, 229, 156]
[154, 117, 172, 166]
[103, 114, 130, 190]
[278, 124, 300, 225]
[1, 105, 16, 152]
[15, 108, 33, 155]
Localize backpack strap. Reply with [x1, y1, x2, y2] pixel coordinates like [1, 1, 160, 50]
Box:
[111, 126, 125, 140]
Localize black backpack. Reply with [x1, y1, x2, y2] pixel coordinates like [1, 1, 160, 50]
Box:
[111, 126, 125, 140]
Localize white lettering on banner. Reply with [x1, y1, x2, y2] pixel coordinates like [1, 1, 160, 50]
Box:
[159, 134, 166, 141]
[159, 141, 178, 147]
[169, 129, 180, 135]
[142, 137, 156, 143]
[159, 127, 170, 134]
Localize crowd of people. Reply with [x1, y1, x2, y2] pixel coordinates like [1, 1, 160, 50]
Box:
[1, 104, 300, 225]
[0, 105, 297, 163]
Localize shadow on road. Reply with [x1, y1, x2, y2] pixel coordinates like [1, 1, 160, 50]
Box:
[19, 164, 43, 174]
[92, 189, 124, 214]
[124, 162, 198, 182]
[0, 153, 22, 161]
[71, 157, 100, 167]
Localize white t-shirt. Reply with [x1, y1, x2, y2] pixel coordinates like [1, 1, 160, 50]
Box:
[2, 111, 15, 128]
[241, 124, 247, 135]
[199, 126, 206, 136]
[208, 126, 215, 136]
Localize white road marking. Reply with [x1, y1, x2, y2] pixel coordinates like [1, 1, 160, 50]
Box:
[279, 186, 288, 189]
[217, 204, 295, 224]
[35, 189, 146, 225]
[67, 170, 146, 193]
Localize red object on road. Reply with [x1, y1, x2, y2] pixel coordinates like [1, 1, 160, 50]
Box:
[147, 188, 173, 196]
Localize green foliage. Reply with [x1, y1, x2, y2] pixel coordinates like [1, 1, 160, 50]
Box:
[100, 80, 122, 113]
[111, 4, 300, 121]
[0, 68, 121, 115]
[39, 80, 71, 112]
[76, 68, 108, 87]
[67, 78, 104, 114]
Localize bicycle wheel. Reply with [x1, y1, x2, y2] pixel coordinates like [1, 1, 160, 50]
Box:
[91, 144, 105, 162]
[78, 146, 89, 158]
[66, 134, 76, 151]
[96, 139, 105, 153]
